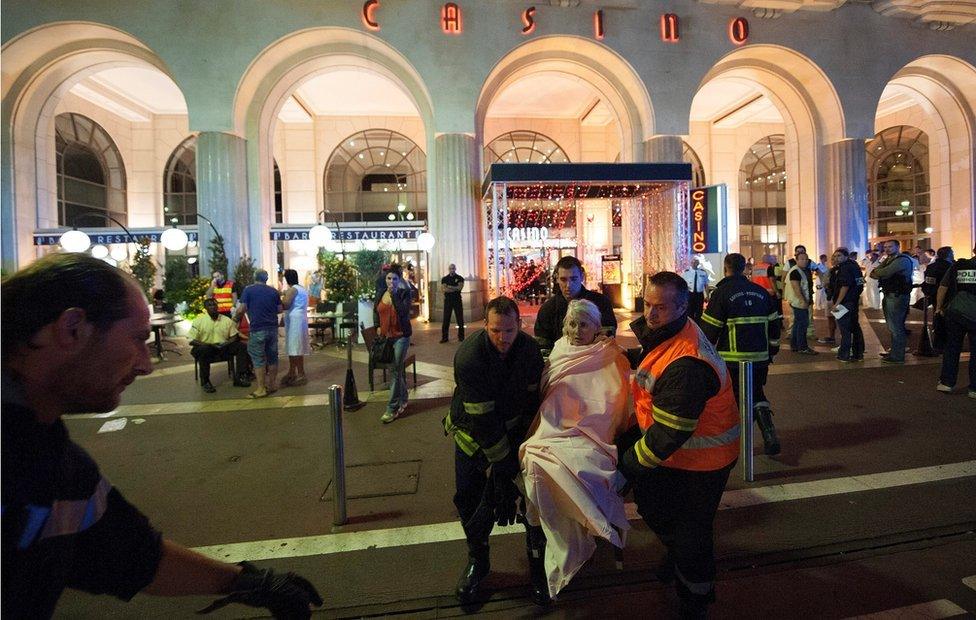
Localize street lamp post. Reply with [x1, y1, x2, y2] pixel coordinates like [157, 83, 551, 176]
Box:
[310, 209, 346, 259]
[58, 211, 139, 256]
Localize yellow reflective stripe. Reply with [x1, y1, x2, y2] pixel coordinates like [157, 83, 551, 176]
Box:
[444, 413, 479, 456]
[635, 438, 662, 468]
[769, 339, 780, 346]
[729, 323, 737, 352]
[464, 401, 494, 415]
[727, 316, 767, 324]
[719, 350, 768, 361]
[482, 436, 511, 463]
[700, 312, 724, 327]
[768, 311, 781, 321]
[652, 405, 698, 432]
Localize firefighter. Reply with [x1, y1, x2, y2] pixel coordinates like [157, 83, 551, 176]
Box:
[618, 271, 739, 618]
[442, 297, 546, 606]
[700, 253, 782, 455]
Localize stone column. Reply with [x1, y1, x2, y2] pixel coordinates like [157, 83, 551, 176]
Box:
[195, 132, 249, 277]
[822, 139, 868, 253]
[430, 133, 485, 322]
[642, 135, 684, 163]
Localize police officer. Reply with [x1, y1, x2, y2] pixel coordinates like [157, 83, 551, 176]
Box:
[443, 297, 546, 605]
[440, 263, 466, 343]
[830, 248, 865, 362]
[618, 272, 739, 618]
[534, 256, 616, 355]
[701, 253, 782, 455]
[923, 247, 954, 351]
[870, 239, 916, 363]
[935, 245, 976, 398]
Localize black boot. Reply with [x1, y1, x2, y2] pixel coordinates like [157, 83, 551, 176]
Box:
[456, 545, 490, 605]
[755, 405, 781, 455]
[526, 526, 551, 606]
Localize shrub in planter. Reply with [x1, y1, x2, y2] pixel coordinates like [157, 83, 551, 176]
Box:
[128, 239, 157, 298]
[318, 252, 358, 303]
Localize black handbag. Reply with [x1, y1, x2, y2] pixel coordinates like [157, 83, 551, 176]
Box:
[371, 335, 395, 364]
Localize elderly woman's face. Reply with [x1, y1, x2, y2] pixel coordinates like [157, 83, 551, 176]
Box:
[566, 315, 599, 346]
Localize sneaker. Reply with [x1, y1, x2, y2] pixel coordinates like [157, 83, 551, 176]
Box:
[936, 383, 953, 393]
[797, 349, 819, 355]
[837, 357, 853, 363]
[396, 401, 408, 417]
[881, 357, 904, 365]
[969, 390, 976, 400]
[202, 381, 217, 393]
[830, 346, 840, 353]
[816, 338, 836, 345]
[381, 409, 398, 424]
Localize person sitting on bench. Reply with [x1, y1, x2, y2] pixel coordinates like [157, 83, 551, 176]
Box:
[189, 298, 250, 393]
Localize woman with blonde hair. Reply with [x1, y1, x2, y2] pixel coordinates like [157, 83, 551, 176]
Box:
[519, 298, 633, 603]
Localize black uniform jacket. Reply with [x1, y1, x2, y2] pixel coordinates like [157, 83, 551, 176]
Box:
[534, 287, 616, 352]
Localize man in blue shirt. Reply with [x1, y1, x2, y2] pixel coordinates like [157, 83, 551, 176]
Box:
[237, 269, 282, 398]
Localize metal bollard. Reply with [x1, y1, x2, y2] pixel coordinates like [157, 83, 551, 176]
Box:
[329, 384, 347, 525]
[738, 361, 755, 482]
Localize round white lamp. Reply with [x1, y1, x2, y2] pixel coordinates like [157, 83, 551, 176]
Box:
[160, 227, 189, 251]
[110, 244, 129, 261]
[90, 244, 109, 259]
[60, 229, 91, 253]
[308, 223, 333, 247]
[417, 231, 436, 252]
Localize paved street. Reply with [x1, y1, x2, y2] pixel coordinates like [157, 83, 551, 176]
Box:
[55, 309, 976, 619]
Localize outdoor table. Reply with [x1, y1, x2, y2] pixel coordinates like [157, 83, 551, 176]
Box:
[149, 315, 181, 360]
[308, 311, 342, 347]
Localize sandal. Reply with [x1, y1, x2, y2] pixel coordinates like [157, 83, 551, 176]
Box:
[290, 376, 308, 387]
[247, 390, 268, 399]
[280, 375, 295, 387]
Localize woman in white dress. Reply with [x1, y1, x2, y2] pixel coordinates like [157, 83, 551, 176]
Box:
[520, 299, 633, 602]
[280, 268, 311, 386]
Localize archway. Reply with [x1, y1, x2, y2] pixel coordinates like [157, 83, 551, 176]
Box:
[2, 22, 188, 269]
[689, 45, 846, 258]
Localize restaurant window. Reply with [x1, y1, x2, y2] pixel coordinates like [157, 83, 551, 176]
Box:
[274, 159, 283, 224]
[866, 125, 930, 249]
[683, 141, 706, 189]
[163, 136, 197, 226]
[738, 135, 787, 262]
[483, 131, 569, 174]
[323, 129, 427, 223]
[55, 112, 126, 226]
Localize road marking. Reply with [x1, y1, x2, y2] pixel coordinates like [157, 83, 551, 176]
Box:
[963, 575, 976, 591]
[844, 599, 967, 619]
[192, 460, 976, 563]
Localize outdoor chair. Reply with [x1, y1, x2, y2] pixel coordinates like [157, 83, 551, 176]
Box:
[193, 352, 236, 383]
[360, 323, 417, 392]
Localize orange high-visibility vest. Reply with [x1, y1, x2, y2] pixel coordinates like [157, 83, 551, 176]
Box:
[212, 280, 235, 314]
[752, 262, 773, 295]
[632, 320, 739, 471]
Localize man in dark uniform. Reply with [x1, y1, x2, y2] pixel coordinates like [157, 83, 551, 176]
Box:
[935, 245, 976, 398]
[442, 297, 546, 605]
[923, 247, 954, 352]
[440, 263, 466, 343]
[701, 253, 783, 455]
[830, 248, 866, 362]
[1, 254, 322, 619]
[534, 256, 616, 355]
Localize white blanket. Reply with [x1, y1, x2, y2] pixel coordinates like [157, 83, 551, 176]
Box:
[519, 336, 633, 598]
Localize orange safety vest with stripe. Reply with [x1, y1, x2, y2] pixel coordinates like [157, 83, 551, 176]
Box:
[212, 280, 235, 314]
[631, 320, 739, 472]
[752, 262, 773, 295]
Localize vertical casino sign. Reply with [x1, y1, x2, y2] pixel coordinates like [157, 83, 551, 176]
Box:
[689, 185, 727, 254]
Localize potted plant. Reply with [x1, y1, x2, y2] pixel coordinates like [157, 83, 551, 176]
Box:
[351, 248, 390, 331]
[318, 251, 358, 316]
[128, 239, 157, 298]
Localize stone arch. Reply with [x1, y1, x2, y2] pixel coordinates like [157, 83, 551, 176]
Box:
[879, 55, 976, 251]
[233, 27, 434, 265]
[693, 45, 847, 254]
[475, 36, 655, 165]
[1, 21, 186, 269]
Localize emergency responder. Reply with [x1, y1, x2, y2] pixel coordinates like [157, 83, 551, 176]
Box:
[923, 247, 954, 352]
[618, 271, 739, 618]
[870, 239, 916, 363]
[700, 253, 782, 455]
[534, 256, 616, 355]
[753, 254, 785, 313]
[830, 248, 866, 362]
[935, 245, 976, 398]
[443, 297, 546, 606]
[205, 271, 237, 317]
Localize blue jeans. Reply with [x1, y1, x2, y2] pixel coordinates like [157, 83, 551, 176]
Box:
[836, 301, 864, 360]
[790, 306, 809, 351]
[939, 318, 975, 390]
[882, 293, 910, 361]
[386, 336, 410, 412]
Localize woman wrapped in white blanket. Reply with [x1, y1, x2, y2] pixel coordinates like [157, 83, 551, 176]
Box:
[519, 299, 634, 601]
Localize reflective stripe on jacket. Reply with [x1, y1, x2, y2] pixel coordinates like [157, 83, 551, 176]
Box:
[632, 320, 739, 471]
[212, 281, 235, 313]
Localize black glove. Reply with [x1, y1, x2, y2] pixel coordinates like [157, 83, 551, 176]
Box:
[490, 456, 521, 527]
[197, 561, 323, 619]
[618, 445, 653, 483]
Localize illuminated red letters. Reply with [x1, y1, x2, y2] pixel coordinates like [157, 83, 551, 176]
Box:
[362, 0, 380, 31]
[660, 13, 679, 42]
[729, 17, 749, 45]
[593, 9, 604, 40]
[522, 6, 536, 34]
[691, 189, 707, 253]
[442, 2, 462, 34]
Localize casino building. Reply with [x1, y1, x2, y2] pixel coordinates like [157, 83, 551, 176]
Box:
[3, 0, 974, 317]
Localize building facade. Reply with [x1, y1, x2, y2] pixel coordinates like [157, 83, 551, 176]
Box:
[3, 0, 974, 315]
